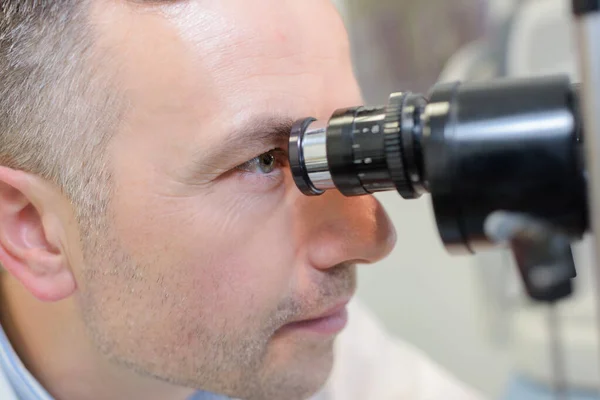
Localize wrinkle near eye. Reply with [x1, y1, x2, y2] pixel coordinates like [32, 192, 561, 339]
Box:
[180, 116, 294, 185]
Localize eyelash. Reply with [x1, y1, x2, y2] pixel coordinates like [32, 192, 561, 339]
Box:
[235, 148, 288, 179]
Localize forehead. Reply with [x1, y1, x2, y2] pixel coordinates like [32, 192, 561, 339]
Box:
[94, 0, 355, 120]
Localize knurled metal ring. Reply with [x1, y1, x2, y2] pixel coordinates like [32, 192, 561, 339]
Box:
[384, 93, 415, 199]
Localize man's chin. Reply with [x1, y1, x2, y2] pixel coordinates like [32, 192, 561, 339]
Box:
[199, 352, 333, 400]
[246, 335, 336, 400]
[133, 332, 337, 400]
[249, 364, 333, 400]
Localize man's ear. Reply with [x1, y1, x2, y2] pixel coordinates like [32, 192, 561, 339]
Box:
[0, 166, 76, 302]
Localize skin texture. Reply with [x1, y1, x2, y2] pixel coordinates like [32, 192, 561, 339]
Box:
[0, 1, 396, 399]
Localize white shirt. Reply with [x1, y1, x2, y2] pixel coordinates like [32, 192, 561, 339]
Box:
[0, 299, 484, 400]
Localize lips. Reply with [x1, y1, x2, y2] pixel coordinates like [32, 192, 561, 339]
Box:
[302, 299, 351, 322]
[278, 298, 351, 336]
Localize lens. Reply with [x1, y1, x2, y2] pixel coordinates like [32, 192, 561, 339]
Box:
[289, 93, 428, 198]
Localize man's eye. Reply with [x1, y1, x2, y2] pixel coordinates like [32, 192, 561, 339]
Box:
[237, 149, 286, 175]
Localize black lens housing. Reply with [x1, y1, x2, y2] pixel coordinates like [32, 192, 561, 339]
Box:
[423, 76, 587, 254]
[289, 75, 588, 254]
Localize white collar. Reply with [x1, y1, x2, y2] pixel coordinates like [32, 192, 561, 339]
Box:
[0, 321, 53, 400]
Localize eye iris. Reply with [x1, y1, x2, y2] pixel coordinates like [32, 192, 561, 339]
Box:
[259, 153, 276, 173]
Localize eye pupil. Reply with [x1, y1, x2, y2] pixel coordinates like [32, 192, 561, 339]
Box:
[259, 153, 276, 173]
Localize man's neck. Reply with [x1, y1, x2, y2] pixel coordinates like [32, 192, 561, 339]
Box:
[0, 273, 195, 400]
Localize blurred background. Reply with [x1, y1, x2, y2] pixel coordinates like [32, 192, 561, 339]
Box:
[331, 0, 600, 399]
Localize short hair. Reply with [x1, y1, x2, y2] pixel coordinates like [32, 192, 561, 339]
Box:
[0, 1, 124, 228]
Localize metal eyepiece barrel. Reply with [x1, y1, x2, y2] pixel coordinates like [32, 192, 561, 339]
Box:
[289, 119, 335, 195]
[290, 101, 424, 198]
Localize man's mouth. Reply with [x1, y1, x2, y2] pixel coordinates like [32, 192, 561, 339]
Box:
[278, 298, 351, 336]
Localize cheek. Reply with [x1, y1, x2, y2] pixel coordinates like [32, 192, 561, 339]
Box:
[112, 186, 299, 325]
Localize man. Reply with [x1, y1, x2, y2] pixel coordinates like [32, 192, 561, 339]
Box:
[0, 1, 483, 399]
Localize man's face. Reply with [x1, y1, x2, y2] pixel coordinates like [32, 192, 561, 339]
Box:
[73, 1, 395, 399]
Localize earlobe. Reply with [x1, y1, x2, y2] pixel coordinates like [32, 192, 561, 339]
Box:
[0, 167, 76, 302]
[0, 245, 75, 302]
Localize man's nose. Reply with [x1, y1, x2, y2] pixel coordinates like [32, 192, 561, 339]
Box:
[299, 191, 397, 270]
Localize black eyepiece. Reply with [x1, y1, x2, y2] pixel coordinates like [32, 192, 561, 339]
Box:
[289, 100, 427, 198]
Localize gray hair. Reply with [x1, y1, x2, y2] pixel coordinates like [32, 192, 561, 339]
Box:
[0, 1, 124, 227]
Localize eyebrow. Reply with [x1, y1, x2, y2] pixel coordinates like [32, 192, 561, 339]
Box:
[189, 115, 296, 175]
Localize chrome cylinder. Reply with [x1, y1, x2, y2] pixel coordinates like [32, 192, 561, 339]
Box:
[302, 120, 336, 190]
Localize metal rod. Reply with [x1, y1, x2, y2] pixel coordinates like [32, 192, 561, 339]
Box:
[574, 11, 600, 393]
[548, 303, 568, 400]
